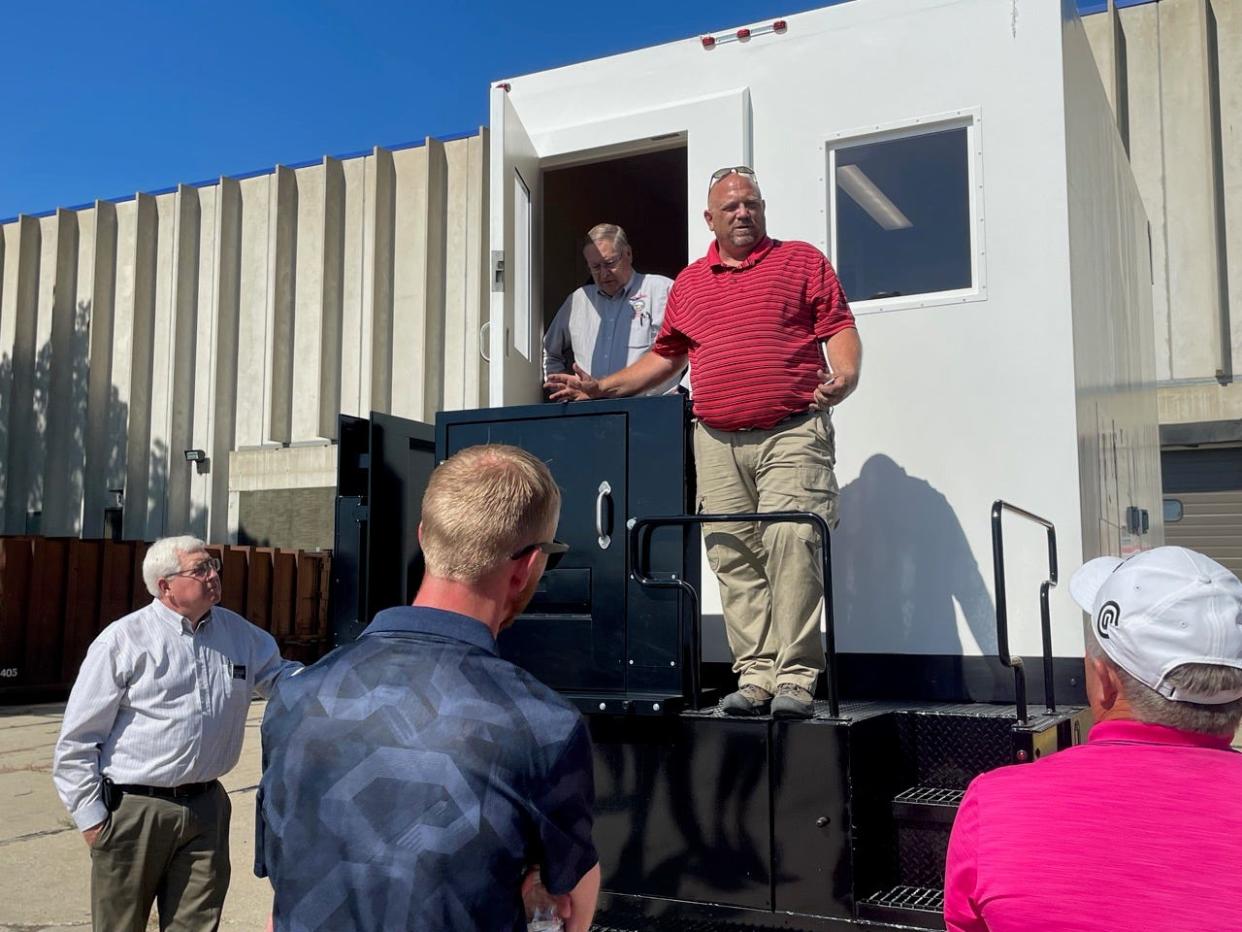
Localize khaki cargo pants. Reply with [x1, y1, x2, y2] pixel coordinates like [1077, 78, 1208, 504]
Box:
[89, 781, 231, 932]
[694, 411, 839, 694]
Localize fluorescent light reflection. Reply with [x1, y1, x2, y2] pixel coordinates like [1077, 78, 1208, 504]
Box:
[836, 164, 912, 231]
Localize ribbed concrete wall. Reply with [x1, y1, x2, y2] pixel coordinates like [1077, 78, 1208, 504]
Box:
[0, 134, 489, 542]
[1084, 0, 1242, 428]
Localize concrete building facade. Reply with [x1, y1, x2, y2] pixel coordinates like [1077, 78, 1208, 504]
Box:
[1083, 0, 1242, 573]
[0, 0, 1237, 554]
[0, 136, 490, 548]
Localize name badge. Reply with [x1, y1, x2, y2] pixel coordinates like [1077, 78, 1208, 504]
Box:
[232, 663, 247, 680]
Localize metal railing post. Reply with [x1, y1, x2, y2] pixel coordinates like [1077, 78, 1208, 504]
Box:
[629, 511, 839, 718]
[990, 500, 1059, 724]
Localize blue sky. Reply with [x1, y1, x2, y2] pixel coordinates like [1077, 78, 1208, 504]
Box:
[2, 0, 1115, 221]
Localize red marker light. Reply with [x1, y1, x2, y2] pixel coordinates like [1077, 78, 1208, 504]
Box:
[701, 35, 716, 49]
[774, 19, 787, 32]
[737, 27, 751, 39]
[498, 82, 511, 92]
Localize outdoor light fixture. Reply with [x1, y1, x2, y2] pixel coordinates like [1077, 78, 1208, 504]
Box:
[184, 449, 207, 463]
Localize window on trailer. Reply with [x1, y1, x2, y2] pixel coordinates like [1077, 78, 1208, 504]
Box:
[831, 124, 973, 303]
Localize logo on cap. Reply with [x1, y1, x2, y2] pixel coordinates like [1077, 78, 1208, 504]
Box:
[1096, 601, 1121, 639]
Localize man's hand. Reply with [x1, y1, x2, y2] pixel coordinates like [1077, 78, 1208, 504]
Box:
[81, 818, 107, 848]
[810, 367, 859, 410]
[545, 364, 603, 402]
[522, 868, 573, 925]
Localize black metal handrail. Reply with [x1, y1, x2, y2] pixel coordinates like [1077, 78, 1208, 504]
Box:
[628, 511, 839, 718]
[990, 500, 1058, 725]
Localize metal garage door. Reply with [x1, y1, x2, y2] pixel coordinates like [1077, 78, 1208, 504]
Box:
[1162, 448, 1242, 577]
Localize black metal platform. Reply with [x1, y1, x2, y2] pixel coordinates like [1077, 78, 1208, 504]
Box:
[591, 695, 1090, 932]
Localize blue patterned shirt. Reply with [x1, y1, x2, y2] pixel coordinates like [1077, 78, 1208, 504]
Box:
[255, 606, 597, 931]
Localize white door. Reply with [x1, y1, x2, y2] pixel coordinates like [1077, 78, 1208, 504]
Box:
[489, 87, 544, 407]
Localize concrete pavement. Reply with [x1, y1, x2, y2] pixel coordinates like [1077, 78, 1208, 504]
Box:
[0, 701, 272, 932]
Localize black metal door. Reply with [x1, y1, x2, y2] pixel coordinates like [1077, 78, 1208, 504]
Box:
[442, 413, 628, 693]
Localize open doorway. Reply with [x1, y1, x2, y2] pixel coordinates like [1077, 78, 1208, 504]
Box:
[541, 145, 688, 336]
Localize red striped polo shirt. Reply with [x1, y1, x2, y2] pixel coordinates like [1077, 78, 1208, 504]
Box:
[651, 236, 855, 430]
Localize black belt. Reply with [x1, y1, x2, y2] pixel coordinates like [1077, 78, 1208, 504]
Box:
[115, 781, 216, 800]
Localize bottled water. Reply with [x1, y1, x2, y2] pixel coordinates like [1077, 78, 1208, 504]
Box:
[528, 904, 564, 931]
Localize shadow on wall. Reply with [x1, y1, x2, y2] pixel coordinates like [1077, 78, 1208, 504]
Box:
[0, 299, 205, 538]
[833, 453, 997, 658]
[0, 300, 126, 534]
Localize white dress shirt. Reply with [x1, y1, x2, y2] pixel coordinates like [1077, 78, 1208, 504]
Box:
[53, 599, 301, 830]
[543, 271, 683, 394]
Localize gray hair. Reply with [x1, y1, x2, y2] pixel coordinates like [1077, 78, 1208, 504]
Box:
[585, 223, 629, 252]
[143, 535, 208, 596]
[1086, 635, 1242, 736]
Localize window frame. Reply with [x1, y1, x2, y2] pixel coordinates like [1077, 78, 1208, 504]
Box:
[824, 107, 987, 316]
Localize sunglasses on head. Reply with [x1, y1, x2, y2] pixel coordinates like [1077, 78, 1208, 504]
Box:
[708, 165, 758, 192]
[510, 540, 570, 571]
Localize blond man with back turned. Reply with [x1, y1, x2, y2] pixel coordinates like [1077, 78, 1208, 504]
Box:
[256, 444, 600, 932]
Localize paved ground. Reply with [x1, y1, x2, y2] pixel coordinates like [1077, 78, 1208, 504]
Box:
[0, 701, 272, 932]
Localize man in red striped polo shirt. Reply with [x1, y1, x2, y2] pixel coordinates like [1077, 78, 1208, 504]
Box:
[547, 167, 861, 719]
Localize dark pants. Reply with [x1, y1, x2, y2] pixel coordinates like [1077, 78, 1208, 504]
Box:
[89, 781, 232, 932]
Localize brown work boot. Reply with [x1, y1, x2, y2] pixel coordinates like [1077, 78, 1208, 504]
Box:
[771, 684, 814, 719]
[720, 684, 772, 716]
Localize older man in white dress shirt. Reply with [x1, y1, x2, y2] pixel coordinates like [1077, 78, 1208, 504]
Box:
[543, 223, 683, 396]
[53, 535, 300, 932]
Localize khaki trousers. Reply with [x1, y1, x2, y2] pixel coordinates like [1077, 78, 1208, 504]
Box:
[694, 412, 839, 693]
[89, 781, 231, 932]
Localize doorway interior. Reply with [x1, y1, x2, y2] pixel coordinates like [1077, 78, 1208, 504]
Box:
[540, 144, 689, 334]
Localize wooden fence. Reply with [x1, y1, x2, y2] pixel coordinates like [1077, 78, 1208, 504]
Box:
[0, 537, 332, 703]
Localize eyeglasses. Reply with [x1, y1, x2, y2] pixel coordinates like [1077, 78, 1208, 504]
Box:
[708, 165, 758, 192]
[588, 256, 625, 274]
[167, 557, 222, 581]
[510, 540, 569, 571]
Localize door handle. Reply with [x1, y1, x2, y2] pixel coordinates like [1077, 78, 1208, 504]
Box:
[596, 481, 612, 549]
[479, 321, 491, 363]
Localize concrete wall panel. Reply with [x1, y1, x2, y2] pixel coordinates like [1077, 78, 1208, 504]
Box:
[121, 194, 157, 540]
[235, 176, 271, 450]
[39, 210, 82, 535]
[81, 202, 118, 538]
[1, 217, 40, 533]
[1085, 0, 1241, 426]
[0, 134, 487, 542]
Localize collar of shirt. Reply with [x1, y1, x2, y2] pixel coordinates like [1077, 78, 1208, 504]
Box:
[707, 235, 775, 271]
[1087, 718, 1235, 750]
[150, 597, 212, 635]
[361, 606, 498, 655]
[595, 271, 642, 301]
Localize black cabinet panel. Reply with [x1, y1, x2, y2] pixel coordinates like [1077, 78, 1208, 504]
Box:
[591, 716, 773, 910]
[443, 411, 629, 693]
[437, 396, 697, 702]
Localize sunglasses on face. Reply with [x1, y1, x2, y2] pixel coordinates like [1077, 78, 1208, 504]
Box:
[510, 540, 570, 571]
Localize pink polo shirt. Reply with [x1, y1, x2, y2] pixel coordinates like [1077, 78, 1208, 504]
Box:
[944, 719, 1242, 932]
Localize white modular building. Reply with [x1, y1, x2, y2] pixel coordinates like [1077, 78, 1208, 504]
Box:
[486, 0, 1159, 674]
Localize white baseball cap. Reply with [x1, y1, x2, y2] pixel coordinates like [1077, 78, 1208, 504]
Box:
[1069, 546, 1242, 705]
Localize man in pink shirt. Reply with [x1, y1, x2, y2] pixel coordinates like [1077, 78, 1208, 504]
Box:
[944, 546, 1242, 932]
